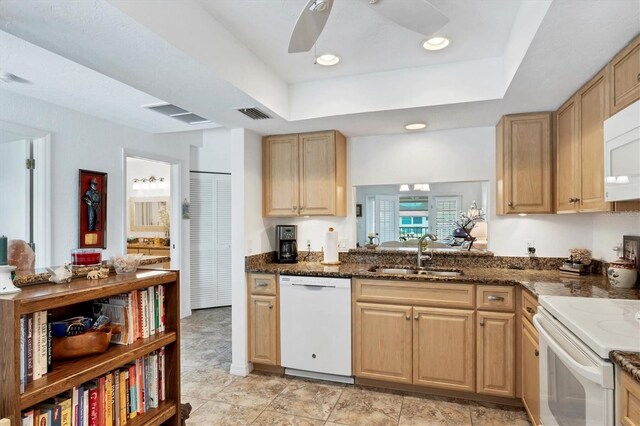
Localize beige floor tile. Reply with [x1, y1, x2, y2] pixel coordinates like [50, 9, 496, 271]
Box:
[181, 367, 237, 400]
[268, 379, 344, 420]
[469, 405, 530, 426]
[213, 373, 288, 408]
[252, 410, 325, 425]
[185, 400, 262, 426]
[399, 395, 472, 425]
[180, 395, 209, 414]
[328, 387, 403, 426]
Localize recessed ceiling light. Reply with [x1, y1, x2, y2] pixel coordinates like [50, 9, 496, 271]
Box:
[405, 123, 426, 130]
[316, 54, 340, 66]
[422, 36, 450, 51]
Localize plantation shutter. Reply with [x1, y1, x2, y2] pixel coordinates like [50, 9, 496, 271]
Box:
[433, 196, 460, 240]
[375, 195, 399, 242]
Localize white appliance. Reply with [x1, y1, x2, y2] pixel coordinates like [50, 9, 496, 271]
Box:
[279, 275, 353, 383]
[534, 296, 640, 426]
[604, 99, 640, 201]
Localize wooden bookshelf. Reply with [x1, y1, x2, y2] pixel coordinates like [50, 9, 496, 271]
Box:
[0, 270, 181, 426]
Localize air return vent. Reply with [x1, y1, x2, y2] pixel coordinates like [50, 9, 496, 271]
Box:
[237, 107, 272, 120]
[143, 103, 211, 125]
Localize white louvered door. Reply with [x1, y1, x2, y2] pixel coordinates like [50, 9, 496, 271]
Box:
[374, 195, 399, 243]
[190, 173, 232, 309]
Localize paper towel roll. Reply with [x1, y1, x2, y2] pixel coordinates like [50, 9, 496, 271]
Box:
[323, 227, 339, 264]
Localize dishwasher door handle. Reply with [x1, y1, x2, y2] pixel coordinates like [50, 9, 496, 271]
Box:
[291, 283, 337, 289]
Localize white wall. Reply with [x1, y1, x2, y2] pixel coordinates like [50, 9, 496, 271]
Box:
[266, 126, 637, 258]
[190, 128, 232, 173]
[0, 90, 202, 317]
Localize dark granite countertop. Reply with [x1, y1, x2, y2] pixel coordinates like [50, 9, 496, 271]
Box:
[246, 262, 640, 299]
[610, 351, 640, 383]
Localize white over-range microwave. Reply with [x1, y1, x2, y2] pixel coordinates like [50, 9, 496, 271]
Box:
[604, 100, 640, 201]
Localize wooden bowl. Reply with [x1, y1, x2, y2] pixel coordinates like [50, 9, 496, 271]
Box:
[52, 325, 121, 360]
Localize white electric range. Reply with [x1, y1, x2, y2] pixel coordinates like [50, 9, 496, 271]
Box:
[534, 296, 640, 426]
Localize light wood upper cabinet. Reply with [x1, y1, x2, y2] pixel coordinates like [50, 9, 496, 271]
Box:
[608, 35, 640, 116]
[477, 311, 515, 397]
[354, 302, 413, 384]
[413, 307, 475, 392]
[556, 71, 611, 213]
[263, 134, 299, 217]
[263, 130, 347, 217]
[496, 113, 553, 214]
[522, 318, 540, 426]
[249, 294, 278, 365]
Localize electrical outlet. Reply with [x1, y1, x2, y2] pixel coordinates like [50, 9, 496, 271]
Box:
[526, 241, 536, 256]
[306, 239, 311, 248]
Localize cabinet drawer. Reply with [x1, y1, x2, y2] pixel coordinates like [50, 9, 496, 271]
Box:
[354, 279, 475, 309]
[149, 248, 170, 256]
[248, 273, 277, 295]
[522, 290, 538, 325]
[476, 286, 515, 311]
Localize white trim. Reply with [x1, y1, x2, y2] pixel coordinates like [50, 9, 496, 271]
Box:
[229, 362, 253, 377]
[33, 135, 52, 267]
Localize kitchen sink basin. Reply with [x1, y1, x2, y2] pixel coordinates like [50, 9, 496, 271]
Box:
[369, 267, 463, 277]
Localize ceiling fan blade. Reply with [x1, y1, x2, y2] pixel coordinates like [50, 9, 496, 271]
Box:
[288, 0, 334, 53]
[364, 0, 449, 37]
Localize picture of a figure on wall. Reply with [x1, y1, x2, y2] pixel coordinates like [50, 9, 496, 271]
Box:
[84, 178, 101, 231]
[79, 170, 107, 248]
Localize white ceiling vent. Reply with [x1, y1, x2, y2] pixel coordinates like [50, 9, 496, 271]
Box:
[143, 103, 211, 125]
[237, 107, 272, 120]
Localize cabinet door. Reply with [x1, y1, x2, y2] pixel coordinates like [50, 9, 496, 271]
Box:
[354, 302, 413, 384]
[299, 132, 336, 216]
[522, 320, 540, 426]
[249, 295, 278, 365]
[609, 35, 640, 116]
[556, 98, 579, 213]
[413, 307, 475, 392]
[477, 311, 515, 397]
[621, 370, 640, 426]
[501, 114, 553, 214]
[263, 135, 299, 217]
[577, 71, 610, 212]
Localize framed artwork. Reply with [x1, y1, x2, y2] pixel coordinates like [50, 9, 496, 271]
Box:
[79, 170, 108, 248]
[356, 204, 363, 217]
[623, 235, 640, 275]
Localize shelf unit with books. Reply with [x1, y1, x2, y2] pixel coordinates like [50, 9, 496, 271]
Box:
[0, 269, 181, 426]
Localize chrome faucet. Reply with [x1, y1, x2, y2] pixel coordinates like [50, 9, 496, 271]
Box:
[417, 233, 438, 267]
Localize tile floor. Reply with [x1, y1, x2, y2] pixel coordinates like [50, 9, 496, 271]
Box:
[181, 307, 531, 426]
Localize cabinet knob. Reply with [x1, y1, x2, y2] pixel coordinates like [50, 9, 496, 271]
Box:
[292, 205, 297, 210]
[487, 295, 504, 301]
[574, 198, 580, 203]
[479, 320, 485, 326]
[569, 198, 575, 203]
[269, 304, 273, 309]
[300, 206, 304, 210]
[507, 201, 513, 207]
[637, 73, 640, 82]
[535, 349, 539, 357]
[405, 314, 410, 320]
[414, 315, 419, 320]
[256, 281, 268, 288]
[526, 307, 535, 314]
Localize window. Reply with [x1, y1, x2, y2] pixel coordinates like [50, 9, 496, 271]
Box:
[433, 196, 460, 240]
[399, 196, 429, 239]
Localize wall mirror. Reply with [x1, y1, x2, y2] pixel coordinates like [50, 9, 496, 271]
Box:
[129, 197, 170, 232]
[355, 181, 490, 251]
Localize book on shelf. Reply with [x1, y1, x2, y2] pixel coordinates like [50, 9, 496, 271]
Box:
[21, 349, 168, 426]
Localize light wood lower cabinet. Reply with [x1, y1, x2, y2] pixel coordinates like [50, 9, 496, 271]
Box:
[249, 294, 278, 365]
[522, 318, 540, 426]
[413, 307, 475, 392]
[621, 370, 640, 426]
[477, 311, 515, 397]
[354, 303, 413, 384]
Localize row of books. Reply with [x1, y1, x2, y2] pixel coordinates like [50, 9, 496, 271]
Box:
[20, 285, 167, 392]
[19, 311, 52, 392]
[21, 348, 167, 426]
[93, 284, 167, 345]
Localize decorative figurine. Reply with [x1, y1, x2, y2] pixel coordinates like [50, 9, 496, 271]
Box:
[87, 267, 109, 280]
[47, 263, 73, 284]
[83, 178, 101, 231]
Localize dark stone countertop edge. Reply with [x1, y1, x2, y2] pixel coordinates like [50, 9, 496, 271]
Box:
[610, 351, 640, 383]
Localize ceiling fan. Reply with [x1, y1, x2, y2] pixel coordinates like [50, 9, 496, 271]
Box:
[288, 0, 450, 53]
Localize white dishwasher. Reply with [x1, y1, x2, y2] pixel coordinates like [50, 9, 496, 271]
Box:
[279, 275, 353, 384]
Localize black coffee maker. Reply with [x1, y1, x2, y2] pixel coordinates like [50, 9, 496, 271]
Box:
[275, 225, 298, 264]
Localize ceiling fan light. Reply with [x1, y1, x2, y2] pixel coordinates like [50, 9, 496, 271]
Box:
[405, 123, 426, 130]
[422, 36, 450, 51]
[316, 54, 340, 66]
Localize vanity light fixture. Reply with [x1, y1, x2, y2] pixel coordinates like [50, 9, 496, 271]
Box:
[133, 176, 166, 191]
[405, 123, 426, 130]
[422, 36, 450, 51]
[413, 184, 431, 191]
[399, 184, 410, 192]
[315, 54, 341, 66]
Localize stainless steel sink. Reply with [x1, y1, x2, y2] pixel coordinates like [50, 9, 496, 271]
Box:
[369, 267, 463, 277]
